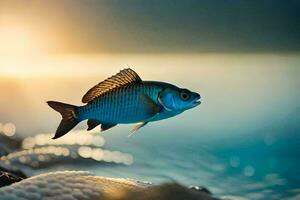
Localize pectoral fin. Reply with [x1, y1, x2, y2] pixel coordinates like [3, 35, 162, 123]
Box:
[101, 123, 117, 132]
[87, 119, 101, 131]
[140, 94, 162, 117]
[129, 122, 148, 137]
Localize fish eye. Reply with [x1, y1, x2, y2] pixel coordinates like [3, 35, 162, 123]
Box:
[180, 90, 190, 101]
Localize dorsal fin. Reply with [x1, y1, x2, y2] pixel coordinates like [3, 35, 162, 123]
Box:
[82, 68, 142, 103]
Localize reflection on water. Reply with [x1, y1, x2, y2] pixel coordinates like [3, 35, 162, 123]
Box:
[0, 130, 133, 176]
[22, 130, 105, 148]
[0, 54, 299, 199]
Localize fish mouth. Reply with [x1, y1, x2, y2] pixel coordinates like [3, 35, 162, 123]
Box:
[192, 95, 201, 107]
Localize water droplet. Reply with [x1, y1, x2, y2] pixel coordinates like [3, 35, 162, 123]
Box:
[243, 165, 255, 177]
[3, 123, 16, 137]
[230, 156, 240, 168]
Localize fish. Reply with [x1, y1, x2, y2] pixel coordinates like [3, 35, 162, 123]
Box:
[47, 68, 201, 139]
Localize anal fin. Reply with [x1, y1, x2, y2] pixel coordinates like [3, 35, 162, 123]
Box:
[129, 122, 149, 137]
[87, 119, 101, 131]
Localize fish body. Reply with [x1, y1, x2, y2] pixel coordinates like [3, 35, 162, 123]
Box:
[76, 81, 182, 124]
[48, 69, 201, 139]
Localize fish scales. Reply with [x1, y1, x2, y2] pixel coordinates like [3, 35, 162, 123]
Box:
[77, 83, 161, 124]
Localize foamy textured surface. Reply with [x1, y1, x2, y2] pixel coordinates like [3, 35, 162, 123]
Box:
[0, 171, 221, 200]
[0, 171, 145, 200]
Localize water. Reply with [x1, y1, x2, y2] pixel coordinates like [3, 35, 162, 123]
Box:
[0, 53, 299, 199]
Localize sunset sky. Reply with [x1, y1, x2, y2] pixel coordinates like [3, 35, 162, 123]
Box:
[0, 1, 299, 131]
[1, 0, 300, 55]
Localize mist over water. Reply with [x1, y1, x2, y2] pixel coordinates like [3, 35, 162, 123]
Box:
[0, 53, 299, 199]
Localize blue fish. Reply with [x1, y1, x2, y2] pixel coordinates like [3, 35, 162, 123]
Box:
[48, 68, 201, 139]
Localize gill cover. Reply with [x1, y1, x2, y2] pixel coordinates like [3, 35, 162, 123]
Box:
[158, 89, 176, 111]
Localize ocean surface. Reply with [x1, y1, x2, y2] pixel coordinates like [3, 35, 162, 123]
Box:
[0, 54, 299, 199]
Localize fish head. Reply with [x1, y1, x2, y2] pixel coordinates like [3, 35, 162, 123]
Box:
[158, 86, 201, 112]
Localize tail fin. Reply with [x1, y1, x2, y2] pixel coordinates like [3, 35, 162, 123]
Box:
[47, 101, 80, 139]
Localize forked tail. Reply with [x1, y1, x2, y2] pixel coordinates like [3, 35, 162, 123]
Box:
[47, 101, 80, 139]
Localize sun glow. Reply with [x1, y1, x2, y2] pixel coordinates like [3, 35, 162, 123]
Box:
[0, 18, 48, 77]
[0, 24, 43, 55]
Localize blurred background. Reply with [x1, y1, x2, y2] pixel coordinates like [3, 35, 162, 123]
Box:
[0, 0, 300, 199]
